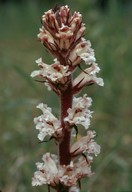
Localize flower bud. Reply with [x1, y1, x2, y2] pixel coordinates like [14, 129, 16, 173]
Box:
[38, 6, 85, 62]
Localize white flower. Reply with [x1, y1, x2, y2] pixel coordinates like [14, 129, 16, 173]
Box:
[76, 38, 96, 64]
[32, 153, 59, 186]
[72, 94, 92, 109]
[34, 103, 62, 141]
[32, 153, 93, 188]
[75, 157, 92, 177]
[73, 63, 104, 93]
[64, 95, 93, 129]
[69, 38, 96, 66]
[70, 131, 101, 157]
[31, 58, 71, 84]
[59, 159, 92, 187]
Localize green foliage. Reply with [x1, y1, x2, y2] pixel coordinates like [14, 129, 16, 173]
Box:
[0, 1, 132, 192]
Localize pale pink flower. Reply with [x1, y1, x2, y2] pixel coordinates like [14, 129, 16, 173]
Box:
[32, 153, 59, 186]
[69, 38, 96, 67]
[75, 157, 93, 177]
[32, 153, 92, 188]
[64, 95, 93, 129]
[72, 94, 92, 109]
[73, 63, 104, 93]
[77, 39, 96, 65]
[70, 131, 101, 157]
[60, 159, 92, 186]
[34, 103, 62, 141]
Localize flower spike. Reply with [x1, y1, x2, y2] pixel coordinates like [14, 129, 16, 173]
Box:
[31, 5, 104, 192]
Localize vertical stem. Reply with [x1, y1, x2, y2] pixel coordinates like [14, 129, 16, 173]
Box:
[59, 75, 72, 165]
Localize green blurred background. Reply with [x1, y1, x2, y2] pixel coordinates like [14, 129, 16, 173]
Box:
[0, 0, 132, 191]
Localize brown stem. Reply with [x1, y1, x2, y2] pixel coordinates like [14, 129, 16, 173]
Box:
[59, 75, 72, 165]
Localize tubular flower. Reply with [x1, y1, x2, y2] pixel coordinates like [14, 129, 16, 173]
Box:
[32, 153, 92, 188]
[64, 95, 93, 129]
[31, 57, 71, 92]
[73, 63, 104, 94]
[69, 38, 96, 67]
[32, 153, 59, 186]
[31, 58, 71, 83]
[59, 159, 92, 186]
[34, 103, 62, 141]
[70, 131, 100, 158]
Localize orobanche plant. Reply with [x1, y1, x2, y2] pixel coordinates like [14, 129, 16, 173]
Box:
[31, 5, 104, 192]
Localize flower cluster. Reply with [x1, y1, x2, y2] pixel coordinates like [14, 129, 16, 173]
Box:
[31, 5, 104, 192]
[31, 5, 103, 94]
[38, 5, 85, 60]
[32, 152, 92, 188]
[32, 131, 100, 190]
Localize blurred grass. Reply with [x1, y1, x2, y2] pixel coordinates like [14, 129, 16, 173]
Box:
[0, 1, 132, 192]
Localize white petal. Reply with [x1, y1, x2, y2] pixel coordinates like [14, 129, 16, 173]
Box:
[34, 103, 62, 141]
[64, 95, 92, 129]
[69, 186, 80, 192]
